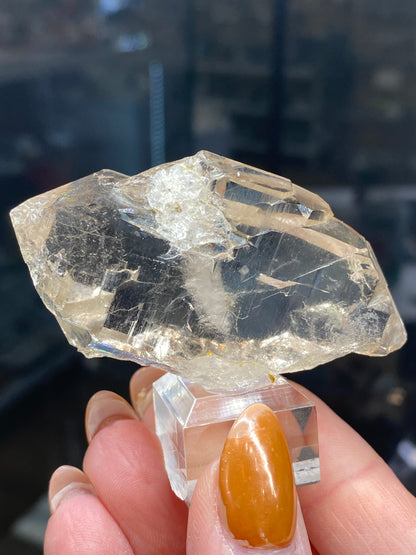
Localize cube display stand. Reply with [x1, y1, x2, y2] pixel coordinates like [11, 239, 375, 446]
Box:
[154, 373, 320, 504]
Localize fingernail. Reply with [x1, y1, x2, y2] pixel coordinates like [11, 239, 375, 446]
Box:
[129, 367, 166, 418]
[219, 403, 296, 548]
[49, 465, 94, 513]
[85, 390, 138, 443]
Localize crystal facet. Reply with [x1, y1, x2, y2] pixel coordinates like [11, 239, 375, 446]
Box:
[10, 151, 406, 392]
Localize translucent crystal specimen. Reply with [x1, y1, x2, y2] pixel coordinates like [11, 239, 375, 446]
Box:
[10, 151, 406, 392]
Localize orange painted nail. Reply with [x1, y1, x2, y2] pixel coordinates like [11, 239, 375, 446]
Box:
[219, 403, 296, 548]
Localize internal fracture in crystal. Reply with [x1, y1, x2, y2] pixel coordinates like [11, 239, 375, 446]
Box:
[10, 151, 406, 391]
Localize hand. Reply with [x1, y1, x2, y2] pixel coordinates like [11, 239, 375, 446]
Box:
[44, 367, 416, 554]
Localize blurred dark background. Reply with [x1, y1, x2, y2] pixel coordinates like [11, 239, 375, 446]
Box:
[1, 1, 416, 552]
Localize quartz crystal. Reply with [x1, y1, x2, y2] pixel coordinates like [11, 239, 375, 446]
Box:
[10, 151, 406, 392]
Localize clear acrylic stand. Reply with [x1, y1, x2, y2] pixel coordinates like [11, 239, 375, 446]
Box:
[153, 373, 319, 504]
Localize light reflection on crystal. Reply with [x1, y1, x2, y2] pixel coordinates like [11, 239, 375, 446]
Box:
[10, 151, 406, 392]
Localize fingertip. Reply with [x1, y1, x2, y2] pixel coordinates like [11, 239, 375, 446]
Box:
[45, 486, 133, 555]
[85, 390, 138, 443]
[82, 418, 188, 553]
[188, 403, 311, 554]
[219, 404, 296, 547]
[48, 465, 94, 514]
[188, 462, 312, 554]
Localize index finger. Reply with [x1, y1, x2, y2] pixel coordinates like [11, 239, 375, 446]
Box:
[293, 382, 416, 554]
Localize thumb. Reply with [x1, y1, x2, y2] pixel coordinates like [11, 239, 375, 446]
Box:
[187, 404, 312, 554]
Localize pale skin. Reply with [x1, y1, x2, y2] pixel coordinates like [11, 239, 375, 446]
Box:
[44, 367, 416, 554]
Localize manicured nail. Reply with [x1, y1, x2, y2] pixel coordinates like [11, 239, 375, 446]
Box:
[49, 465, 94, 513]
[129, 367, 166, 418]
[85, 390, 138, 443]
[219, 403, 296, 548]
